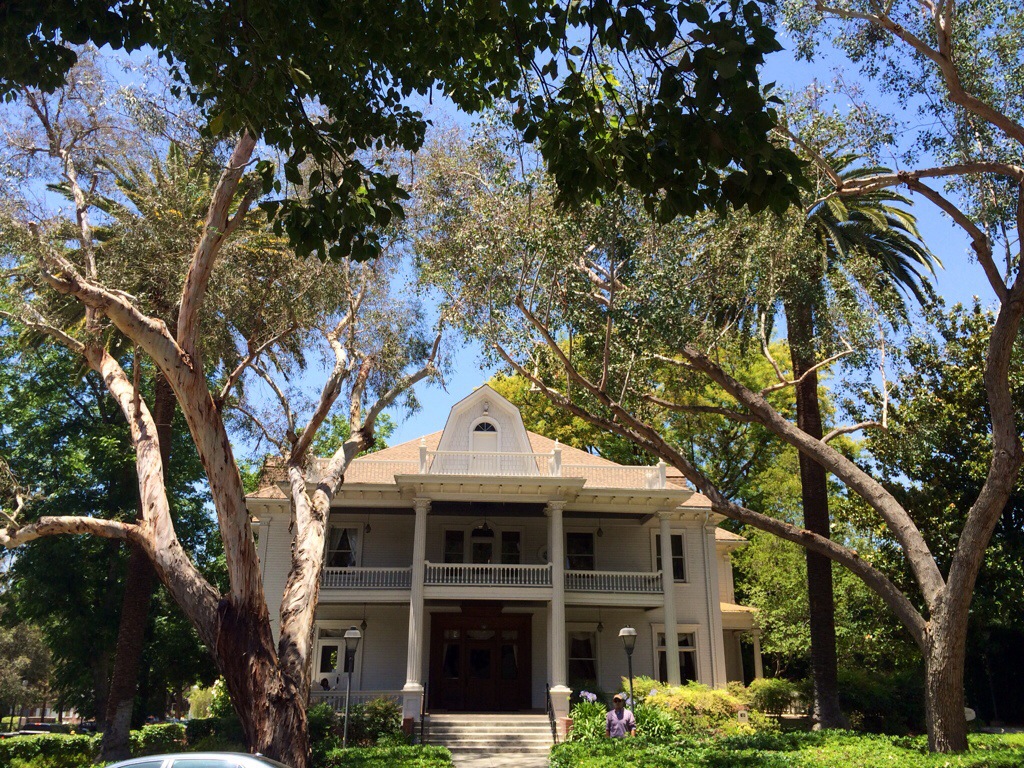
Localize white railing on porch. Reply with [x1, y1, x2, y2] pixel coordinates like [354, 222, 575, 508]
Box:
[424, 450, 555, 477]
[321, 567, 413, 589]
[424, 561, 552, 587]
[309, 689, 403, 709]
[565, 569, 663, 593]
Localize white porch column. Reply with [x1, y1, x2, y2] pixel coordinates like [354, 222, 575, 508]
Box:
[546, 500, 571, 734]
[402, 497, 430, 722]
[659, 513, 682, 685]
[752, 631, 764, 680]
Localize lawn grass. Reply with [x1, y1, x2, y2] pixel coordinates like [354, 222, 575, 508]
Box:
[550, 730, 1024, 768]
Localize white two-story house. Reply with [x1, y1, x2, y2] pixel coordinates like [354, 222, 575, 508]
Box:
[246, 386, 762, 733]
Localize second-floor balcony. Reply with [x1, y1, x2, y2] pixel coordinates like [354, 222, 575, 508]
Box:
[321, 563, 664, 595]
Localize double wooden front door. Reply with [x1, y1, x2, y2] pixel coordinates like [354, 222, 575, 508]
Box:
[429, 609, 532, 711]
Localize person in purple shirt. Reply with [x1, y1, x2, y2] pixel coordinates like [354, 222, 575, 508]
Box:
[605, 694, 636, 738]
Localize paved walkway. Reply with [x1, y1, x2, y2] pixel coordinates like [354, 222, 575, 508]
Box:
[452, 752, 550, 768]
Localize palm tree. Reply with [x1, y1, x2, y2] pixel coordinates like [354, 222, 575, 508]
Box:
[783, 155, 937, 728]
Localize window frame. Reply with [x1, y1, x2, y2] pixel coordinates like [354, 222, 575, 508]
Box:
[499, 528, 524, 565]
[564, 530, 596, 571]
[650, 623, 701, 684]
[650, 530, 687, 582]
[325, 523, 361, 568]
[566, 624, 600, 685]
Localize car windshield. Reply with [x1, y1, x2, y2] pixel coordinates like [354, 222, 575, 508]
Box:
[255, 758, 292, 768]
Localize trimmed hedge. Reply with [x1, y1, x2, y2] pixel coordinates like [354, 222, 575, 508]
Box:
[318, 744, 453, 767]
[130, 723, 187, 756]
[550, 731, 1024, 768]
[0, 734, 99, 767]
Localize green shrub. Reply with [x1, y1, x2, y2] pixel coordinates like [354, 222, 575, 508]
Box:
[834, 668, 925, 734]
[130, 722, 187, 756]
[334, 698, 404, 747]
[748, 677, 799, 716]
[646, 682, 773, 737]
[0, 734, 99, 767]
[624, 676, 663, 706]
[634, 704, 681, 742]
[567, 700, 607, 741]
[318, 744, 452, 767]
[550, 730, 1024, 768]
[185, 714, 245, 747]
[209, 678, 233, 718]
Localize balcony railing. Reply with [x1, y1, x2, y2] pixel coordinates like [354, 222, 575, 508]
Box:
[424, 561, 552, 587]
[565, 569, 663, 593]
[321, 564, 664, 593]
[321, 566, 412, 589]
[424, 450, 554, 477]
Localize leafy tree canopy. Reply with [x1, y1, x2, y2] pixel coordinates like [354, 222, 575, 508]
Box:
[2, 0, 804, 259]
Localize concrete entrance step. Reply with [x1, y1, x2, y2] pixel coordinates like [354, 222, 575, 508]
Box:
[424, 713, 554, 764]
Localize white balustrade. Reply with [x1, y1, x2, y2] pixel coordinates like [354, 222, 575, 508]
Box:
[308, 690, 403, 709]
[425, 450, 554, 476]
[564, 569, 663, 593]
[423, 561, 552, 587]
[321, 567, 413, 589]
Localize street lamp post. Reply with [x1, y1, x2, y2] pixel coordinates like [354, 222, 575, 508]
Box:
[618, 626, 637, 706]
[342, 626, 362, 748]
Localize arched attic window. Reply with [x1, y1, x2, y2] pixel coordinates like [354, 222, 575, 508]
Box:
[471, 419, 499, 453]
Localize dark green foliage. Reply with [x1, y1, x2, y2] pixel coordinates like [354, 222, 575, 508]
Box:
[549, 732, 1024, 768]
[128, 723, 186, 757]
[747, 678, 798, 716]
[316, 744, 452, 768]
[834, 668, 925, 735]
[183, 715, 244, 747]
[3, 1, 803, 260]
[0, 342, 219, 719]
[307, 697, 405, 757]
[0, 734, 98, 767]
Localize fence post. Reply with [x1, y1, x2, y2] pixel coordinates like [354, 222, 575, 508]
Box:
[419, 438, 428, 473]
[552, 442, 562, 476]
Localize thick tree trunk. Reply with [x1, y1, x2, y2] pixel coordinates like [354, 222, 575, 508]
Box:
[924, 612, 969, 752]
[217, 597, 310, 768]
[101, 374, 175, 762]
[784, 299, 848, 729]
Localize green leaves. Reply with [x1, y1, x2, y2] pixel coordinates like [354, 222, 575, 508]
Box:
[4, 0, 803, 261]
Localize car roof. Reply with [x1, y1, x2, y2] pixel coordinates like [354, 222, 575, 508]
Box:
[107, 753, 292, 768]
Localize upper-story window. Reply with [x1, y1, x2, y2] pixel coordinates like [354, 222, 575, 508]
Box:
[566, 532, 595, 571]
[326, 526, 358, 568]
[654, 533, 686, 581]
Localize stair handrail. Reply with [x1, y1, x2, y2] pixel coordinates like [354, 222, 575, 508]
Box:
[545, 683, 559, 744]
[419, 682, 427, 745]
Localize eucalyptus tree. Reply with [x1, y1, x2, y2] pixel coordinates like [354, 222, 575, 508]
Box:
[768, 0, 1024, 751]
[2, 0, 805, 259]
[0, 63, 439, 766]
[411, 122, 993, 751]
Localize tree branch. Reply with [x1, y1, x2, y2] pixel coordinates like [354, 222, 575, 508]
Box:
[177, 132, 257, 359]
[643, 394, 757, 423]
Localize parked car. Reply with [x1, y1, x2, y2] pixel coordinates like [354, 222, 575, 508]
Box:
[107, 755, 291, 768]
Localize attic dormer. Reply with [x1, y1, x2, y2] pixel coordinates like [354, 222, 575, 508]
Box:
[434, 385, 533, 454]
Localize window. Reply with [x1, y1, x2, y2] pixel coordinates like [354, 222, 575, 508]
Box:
[471, 420, 499, 453]
[501, 531, 522, 564]
[444, 530, 465, 563]
[326, 527, 357, 568]
[474, 422, 497, 432]
[655, 533, 686, 581]
[568, 631, 598, 682]
[566, 532, 595, 571]
[656, 631, 697, 683]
